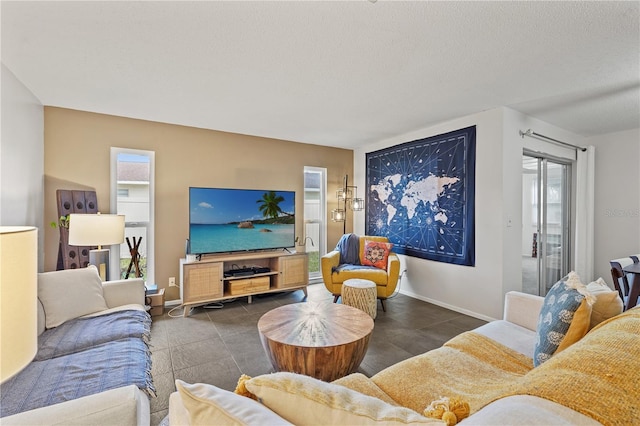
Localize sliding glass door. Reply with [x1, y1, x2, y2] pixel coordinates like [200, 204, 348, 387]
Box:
[522, 153, 571, 296]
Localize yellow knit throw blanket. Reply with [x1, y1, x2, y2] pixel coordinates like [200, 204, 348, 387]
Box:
[369, 309, 640, 426]
[370, 331, 533, 414]
[495, 307, 640, 426]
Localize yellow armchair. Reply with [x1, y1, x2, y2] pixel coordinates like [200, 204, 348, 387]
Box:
[321, 235, 400, 311]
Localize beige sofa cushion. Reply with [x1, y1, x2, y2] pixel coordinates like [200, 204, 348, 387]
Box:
[585, 277, 623, 329]
[473, 320, 537, 359]
[38, 266, 108, 328]
[503, 291, 544, 332]
[245, 372, 443, 425]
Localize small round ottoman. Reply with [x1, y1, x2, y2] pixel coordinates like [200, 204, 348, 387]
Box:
[342, 278, 377, 319]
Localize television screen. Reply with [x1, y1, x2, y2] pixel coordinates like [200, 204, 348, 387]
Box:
[189, 187, 295, 255]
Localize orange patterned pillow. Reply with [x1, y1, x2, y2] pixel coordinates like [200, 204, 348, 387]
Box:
[362, 240, 393, 270]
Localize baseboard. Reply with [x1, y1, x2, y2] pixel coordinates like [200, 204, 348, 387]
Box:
[164, 299, 182, 307]
[398, 289, 497, 322]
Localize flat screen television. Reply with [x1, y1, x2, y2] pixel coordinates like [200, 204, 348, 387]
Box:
[189, 187, 295, 255]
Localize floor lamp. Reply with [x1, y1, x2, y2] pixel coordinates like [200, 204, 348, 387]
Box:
[68, 213, 125, 281]
[331, 175, 363, 234]
[1, 226, 38, 382]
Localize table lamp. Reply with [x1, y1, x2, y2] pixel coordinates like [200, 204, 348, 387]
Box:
[68, 213, 125, 281]
[0, 226, 38, 383]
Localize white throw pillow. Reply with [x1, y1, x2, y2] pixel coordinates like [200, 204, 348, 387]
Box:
[245, 372, 443, 425]
[585, 278, 624, 329]
[38, 265, 108, 328]
[175, 380, 292, 425]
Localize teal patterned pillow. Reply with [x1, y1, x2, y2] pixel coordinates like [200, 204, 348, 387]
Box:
[534, 272, 594, 367]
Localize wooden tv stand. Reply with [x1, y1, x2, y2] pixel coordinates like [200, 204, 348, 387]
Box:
[179, 251, 308, 316]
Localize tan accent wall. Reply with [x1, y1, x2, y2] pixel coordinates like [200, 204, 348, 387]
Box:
[44, 107, 353, 301]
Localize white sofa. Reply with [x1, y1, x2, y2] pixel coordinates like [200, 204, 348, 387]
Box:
[1, 266, 152, 426]
[167, 285, 637, 425]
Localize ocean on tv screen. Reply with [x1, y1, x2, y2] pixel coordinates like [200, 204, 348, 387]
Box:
[190, 223, 294, 254]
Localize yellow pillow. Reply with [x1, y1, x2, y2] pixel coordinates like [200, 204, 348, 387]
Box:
[175, 380, 292, 425]
[585, 278, 623, 329]
[245, 372, 443, 425]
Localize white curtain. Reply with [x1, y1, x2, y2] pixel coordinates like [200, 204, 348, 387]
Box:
[574, 146, 595, 282]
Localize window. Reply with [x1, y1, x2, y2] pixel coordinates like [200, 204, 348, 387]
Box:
[110, 148, 155, 284]
[303, 167, 327, 281]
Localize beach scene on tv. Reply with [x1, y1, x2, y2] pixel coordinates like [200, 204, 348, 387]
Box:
[189, 187, 295, 254]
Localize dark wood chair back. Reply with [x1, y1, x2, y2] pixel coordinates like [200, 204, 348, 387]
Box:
[610, 257, 634, 310]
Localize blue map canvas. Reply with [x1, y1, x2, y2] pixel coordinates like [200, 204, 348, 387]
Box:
[366, 126, 476, 266]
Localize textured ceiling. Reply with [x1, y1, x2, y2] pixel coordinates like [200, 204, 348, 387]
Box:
[2, 1, 639, 149]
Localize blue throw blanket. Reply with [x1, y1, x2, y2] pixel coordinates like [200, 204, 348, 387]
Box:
[35, 309, 151, 361]
[333, 264, 381, 273]
[336, 233, 361, 265]
[0, 338, 154, 418]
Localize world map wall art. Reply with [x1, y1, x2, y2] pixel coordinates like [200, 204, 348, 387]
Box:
[366, 126, 476, 266]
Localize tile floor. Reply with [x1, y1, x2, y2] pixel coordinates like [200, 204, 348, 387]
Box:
[148, 283, 487, 425]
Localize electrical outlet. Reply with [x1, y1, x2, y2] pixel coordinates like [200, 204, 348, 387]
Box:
[169, 277, 176, 287]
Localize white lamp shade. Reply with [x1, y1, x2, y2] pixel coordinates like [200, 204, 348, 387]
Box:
[68, 214, 125, 246]
[0, 226, 38, 382]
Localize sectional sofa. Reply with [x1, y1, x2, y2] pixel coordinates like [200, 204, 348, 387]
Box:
[0, 266, 154, 425]
[168, 274, 638, 425]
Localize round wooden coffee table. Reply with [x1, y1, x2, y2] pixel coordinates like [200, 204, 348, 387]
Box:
[257, 302, 374, 382]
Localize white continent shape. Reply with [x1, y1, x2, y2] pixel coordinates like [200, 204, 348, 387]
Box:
[370, 173, 402, 205]
[400, 174, 459, 220]
[371, 172, 459, 227]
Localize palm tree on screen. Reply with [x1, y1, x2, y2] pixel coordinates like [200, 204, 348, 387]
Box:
[257, 191, 285, 219]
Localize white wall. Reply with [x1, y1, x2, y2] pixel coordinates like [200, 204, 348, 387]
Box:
[354, 107, 588, 320]
[1, 64, 45, 269]
[586, 128, 640, 285]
